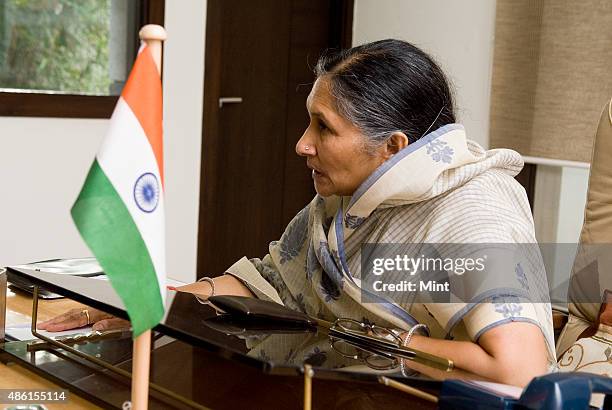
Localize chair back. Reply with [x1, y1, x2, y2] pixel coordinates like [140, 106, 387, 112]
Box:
[557, 99, 612, 355]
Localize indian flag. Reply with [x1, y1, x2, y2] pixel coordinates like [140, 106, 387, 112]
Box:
[71, 44, 165, 337]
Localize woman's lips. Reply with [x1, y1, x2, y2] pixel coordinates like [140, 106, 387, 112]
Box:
[308, 163, 325, 178]
[310, 167, 325, 178]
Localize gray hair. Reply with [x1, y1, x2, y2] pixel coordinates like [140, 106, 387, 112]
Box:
[315, 39, 456, 154]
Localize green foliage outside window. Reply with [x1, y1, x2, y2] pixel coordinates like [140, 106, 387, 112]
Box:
[0, 0, 112, 94]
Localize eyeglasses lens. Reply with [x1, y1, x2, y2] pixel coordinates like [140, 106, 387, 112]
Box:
[365, 353, 398, 370]
[332, 339, 361, 358]
[336, 318, 367, 333]
[371, 326, 402, 344]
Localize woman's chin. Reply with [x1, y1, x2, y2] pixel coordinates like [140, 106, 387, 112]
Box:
[314, 187, 332, 197]
[313, 181, 334, 197]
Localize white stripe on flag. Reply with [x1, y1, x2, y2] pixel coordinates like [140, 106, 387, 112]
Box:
[96, 98, 166, 301]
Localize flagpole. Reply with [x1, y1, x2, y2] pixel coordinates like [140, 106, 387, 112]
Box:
[131, 329, 152, 409]
[130, 24, 167, 410]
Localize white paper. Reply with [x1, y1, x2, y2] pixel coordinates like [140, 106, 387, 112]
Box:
[6, 323, 94, 341]
[468, 380, 523, 399]
[12, 257, 103, 276]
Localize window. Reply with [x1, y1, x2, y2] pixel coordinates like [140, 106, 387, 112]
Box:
[0, 0, 163, 118]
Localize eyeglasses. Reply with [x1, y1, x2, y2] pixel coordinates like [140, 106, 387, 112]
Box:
[332, 318, 403, 344]
[328, 318, 406, 371]
[330, 336, 399, 370]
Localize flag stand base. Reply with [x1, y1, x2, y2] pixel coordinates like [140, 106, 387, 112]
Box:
[28, 286, 209, 410]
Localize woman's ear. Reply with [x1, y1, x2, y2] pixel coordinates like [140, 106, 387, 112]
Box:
[382, 132, 409, 159]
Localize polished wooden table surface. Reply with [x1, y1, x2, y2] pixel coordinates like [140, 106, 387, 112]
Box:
[2, 268, 443, 409]
[2, 287, 100, 409]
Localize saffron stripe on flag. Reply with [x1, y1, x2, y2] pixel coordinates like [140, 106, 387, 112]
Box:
[121, 46, 164, 185]
[71, 159, 164, 336]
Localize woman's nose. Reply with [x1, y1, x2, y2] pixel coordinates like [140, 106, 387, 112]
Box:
[296, 132, 315, 157]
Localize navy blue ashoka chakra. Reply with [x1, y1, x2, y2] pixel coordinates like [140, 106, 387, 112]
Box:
[133, 172, 160, 213]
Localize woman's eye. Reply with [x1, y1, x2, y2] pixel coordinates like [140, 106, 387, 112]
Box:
[319, 121, 328, 132]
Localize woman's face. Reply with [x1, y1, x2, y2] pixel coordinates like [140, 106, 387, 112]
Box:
[296, 77, 388, 197]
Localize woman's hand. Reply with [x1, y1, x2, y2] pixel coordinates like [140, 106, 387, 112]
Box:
[37, 308, 130, 332]
[172, 275, 255, 298]
[174, 281, 214, 298]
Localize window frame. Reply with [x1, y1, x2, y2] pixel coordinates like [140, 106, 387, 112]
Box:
[0, 0, 164, 119]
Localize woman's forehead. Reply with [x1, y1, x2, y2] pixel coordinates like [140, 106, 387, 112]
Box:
[307, 77, 335, 114]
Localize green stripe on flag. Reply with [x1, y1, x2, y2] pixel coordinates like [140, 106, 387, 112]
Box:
[71, 160, 164, 337]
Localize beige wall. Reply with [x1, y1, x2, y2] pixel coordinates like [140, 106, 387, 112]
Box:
[159, 0, 206, 282]
[352, 0, 497, 147]
[533, 164, 589, 296]
[0, 118, 106, 264]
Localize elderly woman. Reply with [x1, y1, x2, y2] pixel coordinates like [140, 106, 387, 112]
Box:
[40, 39, 554, 386]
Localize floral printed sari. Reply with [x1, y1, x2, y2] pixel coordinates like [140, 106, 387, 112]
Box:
[226, 124, 556, 367]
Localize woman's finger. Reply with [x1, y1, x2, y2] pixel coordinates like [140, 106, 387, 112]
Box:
[92, 318, 131, 331]
[38, 309, 87, 331]
[38, 308, 79, 328]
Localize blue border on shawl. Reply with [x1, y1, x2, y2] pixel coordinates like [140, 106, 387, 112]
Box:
[473, 317, 541, 342]
[334, 208, 418, 326]
[348, 123, 464, 209]
[443, 288, 532, 335]
[332, 123, 470, 328]
[331, 123, 465, 328]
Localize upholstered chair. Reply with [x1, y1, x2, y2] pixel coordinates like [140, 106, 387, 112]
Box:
[556, 99, 612, 373]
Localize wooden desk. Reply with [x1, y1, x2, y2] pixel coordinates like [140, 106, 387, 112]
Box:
[2, 287, 100, 409]
[2, 268, 442, 409]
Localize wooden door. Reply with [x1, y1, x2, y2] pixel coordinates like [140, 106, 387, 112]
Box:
[197, 0, 353, 276]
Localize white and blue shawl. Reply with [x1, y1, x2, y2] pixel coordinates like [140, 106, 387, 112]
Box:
[226, 124, 556, 364]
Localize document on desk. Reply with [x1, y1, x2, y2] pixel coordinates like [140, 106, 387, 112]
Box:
[11, 257, 105, 276]
[14, 257, 187, 285]
[5, 322, 94, 341]
[90, 274, 186, 288]
[466, 380, 522, 399]
[9, 258, 186, 299]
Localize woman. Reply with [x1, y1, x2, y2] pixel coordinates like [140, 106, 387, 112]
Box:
[40, 39, 554, 386]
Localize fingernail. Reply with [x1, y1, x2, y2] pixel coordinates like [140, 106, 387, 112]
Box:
[167, 286, 177, 291]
